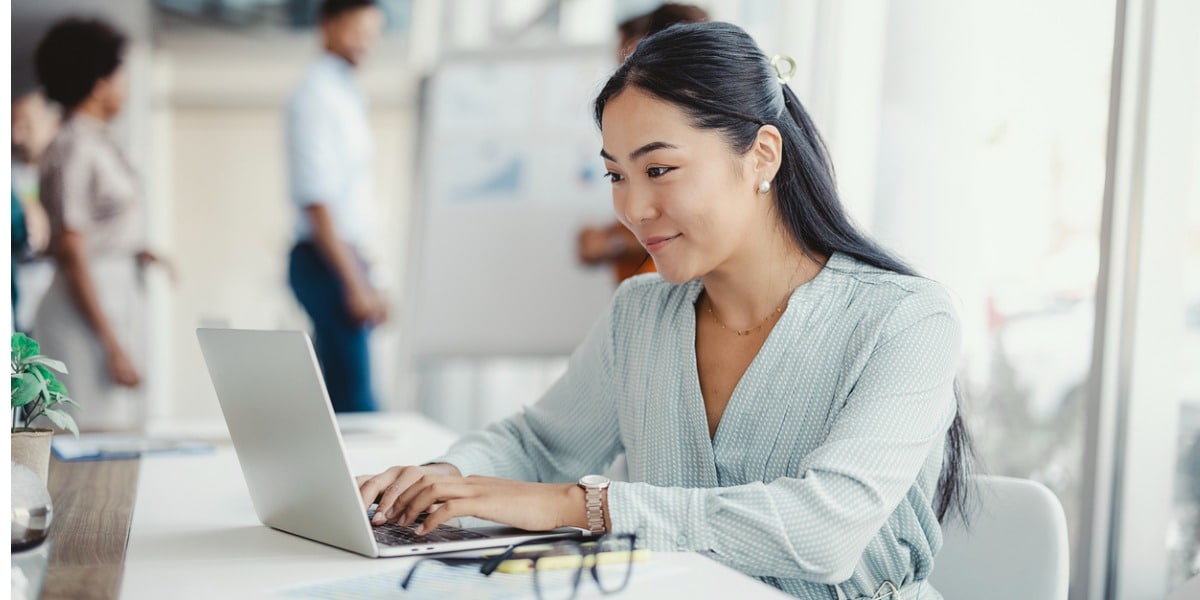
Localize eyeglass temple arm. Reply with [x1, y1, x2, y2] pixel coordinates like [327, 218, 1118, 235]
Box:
[479, 544, 522, 576]
[401, 556, 488, 589]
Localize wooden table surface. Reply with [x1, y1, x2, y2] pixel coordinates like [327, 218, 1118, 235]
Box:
[41, 456, 141, 600]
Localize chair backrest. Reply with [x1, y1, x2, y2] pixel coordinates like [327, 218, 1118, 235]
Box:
[927, 475, 1070, 600]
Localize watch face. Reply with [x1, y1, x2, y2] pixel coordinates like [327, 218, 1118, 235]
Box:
[579, 474, 610, 487]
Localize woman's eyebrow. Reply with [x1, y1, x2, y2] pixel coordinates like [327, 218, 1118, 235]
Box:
[599, 141, 680, 163]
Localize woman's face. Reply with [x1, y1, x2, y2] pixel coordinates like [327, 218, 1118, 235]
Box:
[94, 64, 127, 120]
[600, 86, 775, 284]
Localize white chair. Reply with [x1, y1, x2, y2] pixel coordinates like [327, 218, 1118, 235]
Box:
[927, 475, 1070, 600]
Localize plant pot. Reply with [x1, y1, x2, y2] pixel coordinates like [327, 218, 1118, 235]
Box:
[11, 429, 54, 484]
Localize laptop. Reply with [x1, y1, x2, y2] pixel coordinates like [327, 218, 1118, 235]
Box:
[196, 328, 585, 558]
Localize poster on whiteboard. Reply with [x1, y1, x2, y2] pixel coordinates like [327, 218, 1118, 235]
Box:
[408, 48, 620, 357]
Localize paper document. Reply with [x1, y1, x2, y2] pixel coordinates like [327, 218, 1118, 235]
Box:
[52, 433, 213, 461]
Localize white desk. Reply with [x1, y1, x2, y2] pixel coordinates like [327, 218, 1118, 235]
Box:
[120, 412, 791, 599]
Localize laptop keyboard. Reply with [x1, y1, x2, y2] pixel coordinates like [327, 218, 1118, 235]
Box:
[369, 510, 490, 546]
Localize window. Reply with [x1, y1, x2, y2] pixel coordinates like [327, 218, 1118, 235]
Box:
[863, 1, 1116, 571]
[1167, 81, 1200, 592]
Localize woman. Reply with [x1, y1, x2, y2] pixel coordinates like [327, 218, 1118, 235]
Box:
[32, 18, 153, 431]
[361, 22, 971, 599]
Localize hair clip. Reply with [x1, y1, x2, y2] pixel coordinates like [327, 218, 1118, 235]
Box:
[770, 54, 797, 85]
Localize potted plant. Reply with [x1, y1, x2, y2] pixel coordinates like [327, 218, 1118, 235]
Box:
[11, 332, 79, 483]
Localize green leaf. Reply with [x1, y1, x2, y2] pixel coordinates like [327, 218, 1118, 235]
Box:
[47, 378, 70, 398]
[12, 384, 40, 408]
[11, 373, 44, 408]
[11, 333, 40, 362]
[33, 364, 55, 384]
[41, 407, 79, 437]
[56, 396, 82, 410]
[29, 356, 68, 375]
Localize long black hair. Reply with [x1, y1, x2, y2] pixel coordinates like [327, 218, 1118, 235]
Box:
[594, 21, 973, 522]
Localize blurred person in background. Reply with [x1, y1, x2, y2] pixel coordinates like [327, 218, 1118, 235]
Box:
[33, 17, 166, 431]
[576, 2, 709, 284]
[285, 0, 386, 413]
[11, 91, 59, 330]
[12, 190, 29, 328]
[12, 91, 57, 256]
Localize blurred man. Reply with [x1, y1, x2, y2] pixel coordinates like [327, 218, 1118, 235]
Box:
[285, 0, 386, 413]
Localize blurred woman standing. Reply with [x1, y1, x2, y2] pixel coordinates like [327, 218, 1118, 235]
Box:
[33, 18, 157, 431]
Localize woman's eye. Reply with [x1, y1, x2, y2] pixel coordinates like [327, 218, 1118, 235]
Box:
[604, 171, 625, 183]
[646, 166, 674, 178]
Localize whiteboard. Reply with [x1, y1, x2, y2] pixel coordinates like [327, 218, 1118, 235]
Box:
[408, 48, 620, 357]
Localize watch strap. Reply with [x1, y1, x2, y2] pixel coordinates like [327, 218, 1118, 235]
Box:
[584, 485, 605, 534]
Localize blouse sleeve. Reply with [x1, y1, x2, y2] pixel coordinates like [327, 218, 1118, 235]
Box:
[607, 287, 961, 584]
[430, 296, 624, 483]
[40, 143, 94, 234]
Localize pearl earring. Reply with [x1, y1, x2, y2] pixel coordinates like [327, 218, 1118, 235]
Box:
[758, 180, 771, 194]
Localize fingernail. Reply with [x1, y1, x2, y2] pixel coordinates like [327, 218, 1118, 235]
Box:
[414, 525, 425, 535]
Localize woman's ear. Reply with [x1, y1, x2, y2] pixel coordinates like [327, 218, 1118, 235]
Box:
[751, 124, 784, 182]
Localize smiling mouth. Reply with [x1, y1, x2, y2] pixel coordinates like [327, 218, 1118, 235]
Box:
[643, 234, 681, 251]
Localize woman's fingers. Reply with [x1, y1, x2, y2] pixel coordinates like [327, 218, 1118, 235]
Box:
[357, 467, 402, 509]
[373, 468, 430, 524]
[400, 480, 479, 527]
[355, 475, 369, 486]
[389, 476, 464, 525]
[415, 498, 480, 534]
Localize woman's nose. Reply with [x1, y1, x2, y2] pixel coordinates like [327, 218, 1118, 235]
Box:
[620, 183, 658, 226]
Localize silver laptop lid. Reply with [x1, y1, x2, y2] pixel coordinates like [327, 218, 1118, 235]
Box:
[197, 328, 380, 557]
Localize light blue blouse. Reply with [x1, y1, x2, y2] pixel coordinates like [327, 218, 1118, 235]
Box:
[435, 252, 960, 599]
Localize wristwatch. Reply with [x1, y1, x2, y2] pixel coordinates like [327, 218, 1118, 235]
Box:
[577, 474, 611, 535]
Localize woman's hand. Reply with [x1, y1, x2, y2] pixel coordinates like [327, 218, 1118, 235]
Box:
[104, 342, 141, 387]
[357, 463, 460, 512]
[357, 465, 584, 535]
[136, 249, 178, 283]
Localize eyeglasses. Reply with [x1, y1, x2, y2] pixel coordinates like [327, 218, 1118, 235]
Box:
[400, 533, 639, 600]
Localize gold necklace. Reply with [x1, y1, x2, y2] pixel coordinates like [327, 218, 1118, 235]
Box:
[705, 295, 786, 337]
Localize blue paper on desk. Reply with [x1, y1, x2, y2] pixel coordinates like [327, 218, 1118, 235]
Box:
[52, 433, 214, 461]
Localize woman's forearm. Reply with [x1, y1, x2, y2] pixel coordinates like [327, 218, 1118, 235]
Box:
[55, 231, 121, 349]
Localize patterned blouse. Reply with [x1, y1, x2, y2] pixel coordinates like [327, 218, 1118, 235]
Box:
[39, 114, 142, 256]
[435, 252, 960, 599]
